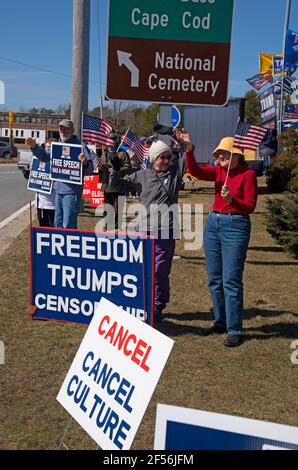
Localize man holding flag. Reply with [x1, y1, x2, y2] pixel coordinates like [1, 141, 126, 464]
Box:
[181, 123, 265, 347]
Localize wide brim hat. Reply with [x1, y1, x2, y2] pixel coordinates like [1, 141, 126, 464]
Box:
[213, 137, 245, 158]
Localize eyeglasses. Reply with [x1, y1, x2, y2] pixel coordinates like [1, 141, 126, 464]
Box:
[158, 154, 171, 161]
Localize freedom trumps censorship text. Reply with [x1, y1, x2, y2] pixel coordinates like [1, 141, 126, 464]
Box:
[31, 228, 154, 325]
[94, 198, 204, 250]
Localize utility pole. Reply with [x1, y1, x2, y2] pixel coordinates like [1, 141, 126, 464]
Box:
[71, 0, 90, 137]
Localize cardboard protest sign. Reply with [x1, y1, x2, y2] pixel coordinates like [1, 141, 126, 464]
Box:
[57, 298, 174, 450]
[50, 142, 83, 185]
[27, 157, 53, 194]
[83, 175, 105, 207]
[30, 227, 154, 325]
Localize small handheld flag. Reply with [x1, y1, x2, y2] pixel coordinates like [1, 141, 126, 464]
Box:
[234, 122, 267, 151]
[122, 130, 149, 164]
[82, 114, 114, 147]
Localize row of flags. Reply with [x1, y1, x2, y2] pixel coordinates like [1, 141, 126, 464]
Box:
[81, 114, 149, 167]
[81, 113, 268, 168]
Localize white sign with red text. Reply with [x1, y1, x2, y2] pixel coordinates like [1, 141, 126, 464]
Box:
[57, 297, 174, 450]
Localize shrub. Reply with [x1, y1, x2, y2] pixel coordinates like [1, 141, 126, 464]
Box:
[266, 128, 298, 193]
[266, 193, 298, 258]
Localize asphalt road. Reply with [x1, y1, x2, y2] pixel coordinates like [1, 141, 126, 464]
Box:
[0, 164, 34, 223]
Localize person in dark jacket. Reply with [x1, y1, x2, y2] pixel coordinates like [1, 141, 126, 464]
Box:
[98, 133, 132, 229]
[25, 119, 93, 229]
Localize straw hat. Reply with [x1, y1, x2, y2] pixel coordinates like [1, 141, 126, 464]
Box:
[213, 137, 245, 158]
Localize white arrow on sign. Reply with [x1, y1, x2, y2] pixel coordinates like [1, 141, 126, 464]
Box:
[117, 51, 139, 88]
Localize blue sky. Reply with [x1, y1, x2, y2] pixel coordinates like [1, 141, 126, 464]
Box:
[0, 0, 298, 112]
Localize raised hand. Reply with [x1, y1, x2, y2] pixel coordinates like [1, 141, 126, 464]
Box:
[174, 129, 193, 151]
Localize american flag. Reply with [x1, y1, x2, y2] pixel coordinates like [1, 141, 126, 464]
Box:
[121, 130, 149, 164]
[283, 104, 298, 120]
[234, 122, 267, 150]
[82, 114, 114, 147]
[82, 143, 101, 171]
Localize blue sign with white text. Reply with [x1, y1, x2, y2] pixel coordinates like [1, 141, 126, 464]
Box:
[50, 142, 83, 185]
[31, 228, 154, 325]
[27, 157, 53, 194]
[155, 406, 298, 451]
[165, 421, 298, 450]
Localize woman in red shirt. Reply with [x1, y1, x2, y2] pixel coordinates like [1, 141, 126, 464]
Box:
[178, 129, 258, 347]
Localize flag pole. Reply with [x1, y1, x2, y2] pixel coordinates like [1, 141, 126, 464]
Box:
[278, 0, 292, 134]
[116, 127, 130, 153]
[224, 147, 235, 186]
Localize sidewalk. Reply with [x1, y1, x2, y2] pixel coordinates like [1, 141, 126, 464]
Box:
[0, 204, 36, 256]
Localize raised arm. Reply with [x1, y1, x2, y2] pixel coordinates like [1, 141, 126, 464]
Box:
[175, 129, 217, 181]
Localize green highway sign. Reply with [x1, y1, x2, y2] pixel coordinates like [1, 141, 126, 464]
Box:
[106, 0, 234, 106]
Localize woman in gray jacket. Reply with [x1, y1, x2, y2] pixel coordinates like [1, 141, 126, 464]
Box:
[109, 140, 186, 322]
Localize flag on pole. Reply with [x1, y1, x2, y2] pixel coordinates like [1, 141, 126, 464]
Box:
[274, 75, 297, 96]
[82, 143, 101, 171]
[121, 130, 149, 164]
[259, 53, 273, 75]
[283, 104, 298, 120]
[234, 122, 267, 150]
[82, 114, 114, 147]
[285, 29, 298, 69]
[246, 73, 273, 90]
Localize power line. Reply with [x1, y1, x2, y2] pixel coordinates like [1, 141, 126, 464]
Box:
[0, 55, 104, 85]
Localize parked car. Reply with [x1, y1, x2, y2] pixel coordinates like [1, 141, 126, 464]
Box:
[18, 149, 33, 179]
[0, 141, 10, 159]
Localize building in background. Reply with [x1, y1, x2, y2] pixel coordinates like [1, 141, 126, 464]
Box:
[0, 112, 67, 145]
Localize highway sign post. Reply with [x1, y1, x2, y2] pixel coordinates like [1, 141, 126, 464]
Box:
[106, 0, 234, 106]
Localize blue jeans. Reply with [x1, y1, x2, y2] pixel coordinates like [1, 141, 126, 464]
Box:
[54, 194, 81, 229]
[203, 212, 251, 335]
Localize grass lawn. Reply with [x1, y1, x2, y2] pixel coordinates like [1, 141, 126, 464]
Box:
[0, 178, 297, 450]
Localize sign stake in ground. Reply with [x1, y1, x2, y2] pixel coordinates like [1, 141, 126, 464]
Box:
[107, 0, 234, 106]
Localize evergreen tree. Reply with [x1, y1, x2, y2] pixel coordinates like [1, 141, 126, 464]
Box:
[244, 90, 261, 124]
[266, 194, 298, 258]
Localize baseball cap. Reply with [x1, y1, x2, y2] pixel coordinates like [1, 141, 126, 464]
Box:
[58, 119, 74, 129]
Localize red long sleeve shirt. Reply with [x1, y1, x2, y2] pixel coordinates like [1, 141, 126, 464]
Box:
[186, 149, 258, 214]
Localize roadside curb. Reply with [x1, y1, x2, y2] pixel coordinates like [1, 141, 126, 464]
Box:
[0, 203, 36, 256]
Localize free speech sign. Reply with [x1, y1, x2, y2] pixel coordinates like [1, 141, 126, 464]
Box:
[30, 227, 154, 325]
[50, 142, 83, 185]
[27, 157, 53, 194]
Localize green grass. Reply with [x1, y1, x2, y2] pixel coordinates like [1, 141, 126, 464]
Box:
[0, 178, 297, 449]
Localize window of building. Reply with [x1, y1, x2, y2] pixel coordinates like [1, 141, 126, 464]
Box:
[21, 131, 24, 137]
[31, 131, 35, 137]
[5, 129, 8, 136]
[37, 131, 40, 138]
[15, 130, 19, 137]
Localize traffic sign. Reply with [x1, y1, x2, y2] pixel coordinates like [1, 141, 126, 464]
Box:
[106, 0, 234, 106]
[171, 106, 181, 128]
